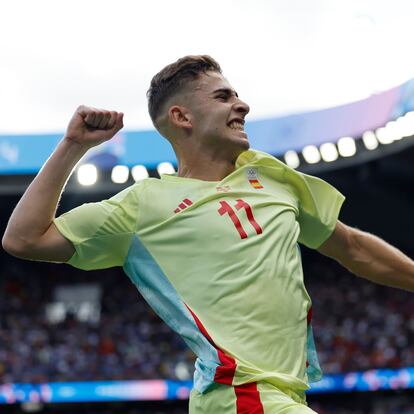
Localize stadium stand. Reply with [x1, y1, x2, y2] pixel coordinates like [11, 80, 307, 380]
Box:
[1, 249, 414, 384]
[1, 145, 413, 413]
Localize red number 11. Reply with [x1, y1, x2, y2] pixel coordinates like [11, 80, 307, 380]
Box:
[218, 199, 263, 239]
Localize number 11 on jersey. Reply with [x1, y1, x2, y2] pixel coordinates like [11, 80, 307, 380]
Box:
[218, 199, 263, 239]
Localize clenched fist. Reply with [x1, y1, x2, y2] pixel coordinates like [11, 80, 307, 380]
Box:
[64, 105, 124, 149]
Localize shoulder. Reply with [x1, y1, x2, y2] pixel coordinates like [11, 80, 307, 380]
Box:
[237, 149, 304, 187]
[109, 177, 158, 204]
[236, 149, 288, 170]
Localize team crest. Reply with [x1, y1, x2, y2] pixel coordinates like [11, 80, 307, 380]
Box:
[246, 168, 263, 189]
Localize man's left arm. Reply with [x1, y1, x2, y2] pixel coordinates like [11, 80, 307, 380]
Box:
[317, 221, 414, 292]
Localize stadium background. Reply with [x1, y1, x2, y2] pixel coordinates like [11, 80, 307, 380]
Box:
[1, 1, 414, 412]
[1, 84, 414, 413]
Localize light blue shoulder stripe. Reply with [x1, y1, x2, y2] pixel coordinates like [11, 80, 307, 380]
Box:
[297, 243, 323, 382]
[123, 235, 220, 392]
[306, 324, 323, 382]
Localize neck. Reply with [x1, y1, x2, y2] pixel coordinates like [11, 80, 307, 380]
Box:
[176, 148, 241, 181]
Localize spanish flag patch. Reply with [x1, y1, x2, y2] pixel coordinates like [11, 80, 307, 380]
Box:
[249, 179, 264, 189]
[246, 168, 264, 189]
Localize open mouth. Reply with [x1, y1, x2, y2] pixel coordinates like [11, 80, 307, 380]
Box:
[228, 120, 245, 132]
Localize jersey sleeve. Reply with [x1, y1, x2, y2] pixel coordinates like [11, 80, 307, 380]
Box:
[285, 169, 345, 249]
[237, 149, 346, 249]
[53, 183, 142, 270]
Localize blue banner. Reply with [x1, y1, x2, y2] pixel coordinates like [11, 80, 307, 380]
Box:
[1, 368, 414, 404]
[1, 78, 414, 175]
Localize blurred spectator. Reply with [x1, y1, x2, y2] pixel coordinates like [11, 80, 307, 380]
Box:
[1, 251, 414, 384]
[306, 256, 414, 374]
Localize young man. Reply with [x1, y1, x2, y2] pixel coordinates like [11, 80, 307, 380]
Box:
[3, 55, 414, 414]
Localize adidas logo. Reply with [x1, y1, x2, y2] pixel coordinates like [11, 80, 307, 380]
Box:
[174, 198, 193, 213]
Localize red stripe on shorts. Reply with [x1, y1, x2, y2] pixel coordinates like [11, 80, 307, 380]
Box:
[234, 383, 264, 414]
[185, 304, 237, 385]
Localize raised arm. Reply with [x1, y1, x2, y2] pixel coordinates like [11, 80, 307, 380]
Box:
[2, 105, 124, 262]
[317, 220, 414, 292]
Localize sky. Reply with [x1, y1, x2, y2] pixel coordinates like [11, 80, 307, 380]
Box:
[1, 0, 414, 134]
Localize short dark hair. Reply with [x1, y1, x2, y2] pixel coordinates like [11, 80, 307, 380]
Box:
[147, 55, 222, 127]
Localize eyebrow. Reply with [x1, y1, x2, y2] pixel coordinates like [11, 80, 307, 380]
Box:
[211, 87, 239, 98]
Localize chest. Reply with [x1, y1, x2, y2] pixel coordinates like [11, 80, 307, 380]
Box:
[137, 173, 299, 243]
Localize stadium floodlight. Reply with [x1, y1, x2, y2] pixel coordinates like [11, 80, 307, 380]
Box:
[362, 131, 379, 150]
[337, 137, 356, 157]
[111, 165, 129, 184]
[302, 145, 321, 164]
[375, 127, 393, 145]
[319, 142, 338, 162]
[283, 150, 300, 169]
[157, 161, 176, 175]
[384, 121, 403, 141]
[77, 164, 98, 186]
[396, 111, 414, 138]
[131, 165, 149, 182]
[395, 116, 409, 139]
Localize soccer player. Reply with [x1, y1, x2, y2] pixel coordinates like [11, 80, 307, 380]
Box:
[3, 55, 414, 414]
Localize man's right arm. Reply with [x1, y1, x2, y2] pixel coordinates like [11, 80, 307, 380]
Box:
[1, 105, 124, 263]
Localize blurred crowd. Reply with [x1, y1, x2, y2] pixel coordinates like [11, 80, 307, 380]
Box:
[306, 258, 414, 373]
[1, 249, 414, 385]
[0, 260, 194, 384]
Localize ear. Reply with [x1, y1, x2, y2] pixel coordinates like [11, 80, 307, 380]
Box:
[169, 106, 192, 130]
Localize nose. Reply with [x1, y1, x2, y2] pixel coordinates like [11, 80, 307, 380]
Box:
[233, 97, 250, 117]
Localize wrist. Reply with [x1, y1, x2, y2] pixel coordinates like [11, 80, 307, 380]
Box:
[57, 136, 91, 165]
[61, 135, 91, 154]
